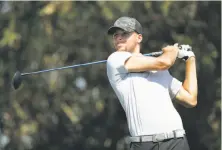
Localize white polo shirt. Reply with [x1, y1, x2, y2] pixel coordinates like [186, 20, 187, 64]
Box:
[106, 51, 184, 136]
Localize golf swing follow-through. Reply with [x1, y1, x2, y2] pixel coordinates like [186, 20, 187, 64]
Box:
[106, 17, 197, 150]
[11, 16, 197, 150]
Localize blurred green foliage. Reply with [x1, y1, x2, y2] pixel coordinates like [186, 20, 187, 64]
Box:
[0, 1, 220, 150]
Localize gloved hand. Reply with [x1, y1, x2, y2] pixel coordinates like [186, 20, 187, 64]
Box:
[177, 44, 195, 61]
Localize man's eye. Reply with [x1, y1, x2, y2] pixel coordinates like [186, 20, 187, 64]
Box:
[113, 33, 118, 38]
[123, 32, 131, 37]
[113, 32, 130, 39]
[121, 32, 127, 36]
[113, 33, 122, 38]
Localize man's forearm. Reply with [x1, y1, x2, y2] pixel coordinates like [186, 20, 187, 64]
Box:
[183, 57, 198, 98]
[161, 50, 178, 65]
[158, 46, 178, 68]
[125, 46, 179, 72]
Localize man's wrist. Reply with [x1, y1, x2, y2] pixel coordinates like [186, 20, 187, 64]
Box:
[186, 56, 195, 62]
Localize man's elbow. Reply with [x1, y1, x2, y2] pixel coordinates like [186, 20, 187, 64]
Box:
[157, 58, 174, 70]
[186, 96, 198, 108]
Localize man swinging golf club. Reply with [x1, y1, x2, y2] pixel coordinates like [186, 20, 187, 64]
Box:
[106, 16, 197, 150]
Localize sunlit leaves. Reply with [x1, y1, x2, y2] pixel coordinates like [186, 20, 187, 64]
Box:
[20, 121, 38, 135]
[12, 101, 28, 120]
[39, 2, 58, 16]
[39, 1, 74, 37]
[144, 1, 151, 9]
[61, 103, 80, 124]
[97, 1, 131, 20]
[171, 32, 193, 45]
[161, 1, 173, 16]
[0, 17, 21, 48]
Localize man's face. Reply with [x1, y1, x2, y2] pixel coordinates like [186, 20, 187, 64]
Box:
[112, 29, 142, 52]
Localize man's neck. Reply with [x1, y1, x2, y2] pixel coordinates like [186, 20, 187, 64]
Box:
[129, 46, 140, 54]
[116, 45, 141, 53]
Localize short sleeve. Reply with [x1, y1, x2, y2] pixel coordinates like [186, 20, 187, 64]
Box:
[106, 51, 132, 84]
[168, 74, 183, 99]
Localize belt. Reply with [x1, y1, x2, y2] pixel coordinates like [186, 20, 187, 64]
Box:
[126, 129, 185, 143]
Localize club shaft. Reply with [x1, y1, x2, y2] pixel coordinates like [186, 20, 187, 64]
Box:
[21, 51, 163, 76]
[21, 60, 107, 76]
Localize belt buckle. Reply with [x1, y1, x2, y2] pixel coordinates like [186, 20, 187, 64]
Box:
[152, 133, 166, 142]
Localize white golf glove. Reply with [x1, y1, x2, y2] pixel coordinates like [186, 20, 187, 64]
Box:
[177, 44, 195, 61]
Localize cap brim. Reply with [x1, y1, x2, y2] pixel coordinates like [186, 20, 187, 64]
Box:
[107, 26, 125, 35]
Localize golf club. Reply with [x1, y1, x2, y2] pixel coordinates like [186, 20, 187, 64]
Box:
[12, 51, 163, 90]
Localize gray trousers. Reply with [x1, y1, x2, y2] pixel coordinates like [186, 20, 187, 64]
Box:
[130, 136, 190, 150]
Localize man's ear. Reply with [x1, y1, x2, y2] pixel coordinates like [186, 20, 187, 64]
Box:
[137, 34, 143, 43]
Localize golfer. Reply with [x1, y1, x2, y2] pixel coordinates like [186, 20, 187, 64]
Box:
[106, 16, 197, 150]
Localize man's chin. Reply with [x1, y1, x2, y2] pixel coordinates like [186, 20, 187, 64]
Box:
[116, 47, 126, 51]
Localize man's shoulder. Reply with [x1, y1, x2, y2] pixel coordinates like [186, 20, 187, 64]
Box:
[107, 52, 118, 60]
[107, 51, 132, 61]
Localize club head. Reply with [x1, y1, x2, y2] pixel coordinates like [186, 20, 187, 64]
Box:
[12, 71, 23, 90]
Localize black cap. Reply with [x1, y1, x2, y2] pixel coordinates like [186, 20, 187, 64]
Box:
[107, 16, 143, 35]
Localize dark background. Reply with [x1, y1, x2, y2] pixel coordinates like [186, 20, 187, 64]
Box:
[0, 1, 220, 150]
